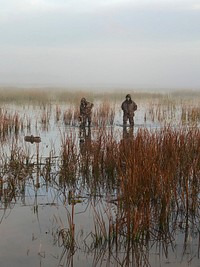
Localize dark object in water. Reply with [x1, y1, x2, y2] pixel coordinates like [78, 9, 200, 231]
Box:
[24, 135, 41, 144]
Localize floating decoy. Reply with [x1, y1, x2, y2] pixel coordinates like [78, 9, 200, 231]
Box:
[24, 135, 41, 144]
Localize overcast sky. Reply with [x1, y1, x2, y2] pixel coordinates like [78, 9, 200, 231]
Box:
[0, 0, 200, 89]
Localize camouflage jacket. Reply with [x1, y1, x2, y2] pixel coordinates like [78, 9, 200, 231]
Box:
[121, 99, 137, 116]
[80, 101, 94, 116]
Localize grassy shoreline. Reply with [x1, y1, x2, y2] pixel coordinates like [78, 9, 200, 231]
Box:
[0, 87, 200, 104]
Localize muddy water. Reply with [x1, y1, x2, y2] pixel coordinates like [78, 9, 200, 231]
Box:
[0, 101, 200, 267]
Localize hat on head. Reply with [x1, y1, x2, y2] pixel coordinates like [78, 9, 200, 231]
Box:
[126, 94, 131, 98]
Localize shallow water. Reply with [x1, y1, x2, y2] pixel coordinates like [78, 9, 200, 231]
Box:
[0, 100, 200, 267]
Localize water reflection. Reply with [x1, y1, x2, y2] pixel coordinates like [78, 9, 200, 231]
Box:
[1, 103, 200, 267]
[122, 125, 134, 140]
[52, 200, 200, 267]
[79, 126, 92, 158]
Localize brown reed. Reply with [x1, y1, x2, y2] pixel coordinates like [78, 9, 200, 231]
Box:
[55, 105, 62, 122]
[1, 97, 200, 257]
[40, 111, 50, 130]
[0, 109, 24, 141]
[116, 126, 200, 241]
[59, 132, 78, 185]
[92, 102, 116, 126]
[63, 108, 73, 126]
[74, 125, 200, 246]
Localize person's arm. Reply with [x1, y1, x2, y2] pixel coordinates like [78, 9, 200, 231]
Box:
[133, 102, 137, 111]
[85, 102, 93, 114]
[87, 102, 93, 109]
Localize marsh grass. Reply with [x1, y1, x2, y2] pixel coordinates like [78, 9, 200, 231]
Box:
[2, 87, 200, 105]
[61, 106, 80, 126]
[92, 102, 116, 126]
[116, 126, 200, 245]
[59, 132, 79, 186]
[58, 218, 76, 251]
[1, 91, 200, 265]
[0, 88, 51, 104]
[0, 140, 35, 208]
[55, 105, 62, 122]
[63, 108, 73, 126]
[0, 109, 25, 140]
[72, 107, 80, 126]
[145, 97, 200, 126]
[54, 199, 77, 266]
[70, 125, 200, 252]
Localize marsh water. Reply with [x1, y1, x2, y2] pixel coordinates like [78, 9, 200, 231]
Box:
[0, 95, 200, 267]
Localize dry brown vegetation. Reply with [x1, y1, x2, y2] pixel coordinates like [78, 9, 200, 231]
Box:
[1, 87, 200, 104]
[1, 89, 200, 265]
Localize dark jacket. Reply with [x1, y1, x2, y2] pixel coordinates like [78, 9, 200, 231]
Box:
[80, 101, 93, 116]
[121, 99, 137, 116]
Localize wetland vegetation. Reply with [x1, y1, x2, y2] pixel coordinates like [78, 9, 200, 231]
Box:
[1, 88, 200, 266]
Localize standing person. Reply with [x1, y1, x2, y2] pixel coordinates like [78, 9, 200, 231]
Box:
[79, 98, 94, 127]
[121, 94, 137, 126]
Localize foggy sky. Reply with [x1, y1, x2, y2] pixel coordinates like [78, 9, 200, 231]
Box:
[0, 0, 200, 89]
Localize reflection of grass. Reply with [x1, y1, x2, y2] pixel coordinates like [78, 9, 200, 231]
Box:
[0, 140, 34, 209]
[2, 87, 200, 130]
[77, 125, 200, 251]
[2, 88, 200, 127]
[1, 93, 200, 265]
[117, 126, 200, 246]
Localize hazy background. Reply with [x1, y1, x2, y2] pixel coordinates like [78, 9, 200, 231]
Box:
[0, 0, 200, 90]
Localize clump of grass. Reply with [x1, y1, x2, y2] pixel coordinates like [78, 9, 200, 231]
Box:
[72, 107, 80, 126]
[0, 109, 25, 140]
[55, 105, 62, 122]
[40, 111, 50, 130]
[116, 126, 200, 243]
[58, 132, 78, 186]
[186, 106, 200, 125]
[1, 96, 200, 264]
[74, 124, 200, 247]
[92, 102, 116, 126]
[63, 108, 73, 126]
[58, 226, 76, 251]
[0, 139, 35, 208]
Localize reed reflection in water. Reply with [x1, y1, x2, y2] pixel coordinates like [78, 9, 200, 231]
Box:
[1, 93, 200, 266]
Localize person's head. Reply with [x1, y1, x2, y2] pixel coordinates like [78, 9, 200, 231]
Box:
[81, 98, 86, 104]
[126, 94, 131, 101]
